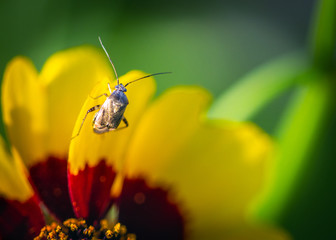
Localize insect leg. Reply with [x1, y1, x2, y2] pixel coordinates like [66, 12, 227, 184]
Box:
[89, 93, 109, 100]
[112, 116, 129, 131]
[122, 116, 129, 127]
[71, 105, 101, 140]
[90, 83, 113, 99]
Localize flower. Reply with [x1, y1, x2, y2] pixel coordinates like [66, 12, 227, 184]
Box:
[0, 46, 290, 240]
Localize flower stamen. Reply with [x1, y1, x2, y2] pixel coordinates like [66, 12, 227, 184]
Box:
[34, 218, 135, 240]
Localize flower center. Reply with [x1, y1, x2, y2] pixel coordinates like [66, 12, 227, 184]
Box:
[34, 218, 135, 240]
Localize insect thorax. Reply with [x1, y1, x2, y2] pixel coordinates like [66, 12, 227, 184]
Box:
[110, 89, 129, 106]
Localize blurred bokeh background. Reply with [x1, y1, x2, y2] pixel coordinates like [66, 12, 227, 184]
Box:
[1, 0, 335, 239]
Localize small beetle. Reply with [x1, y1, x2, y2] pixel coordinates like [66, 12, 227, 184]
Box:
[71, 37, 170, 139]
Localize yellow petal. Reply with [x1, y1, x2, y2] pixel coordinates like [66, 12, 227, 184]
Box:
[40, 46, 114, 158]
[0, 136, 34, 201]
[163, 121, 273, 238]
[69, 70, 156, 175]
[222, 223, 291, 240]
[1, 56, 47, 167]
[124, 86, 212, 178]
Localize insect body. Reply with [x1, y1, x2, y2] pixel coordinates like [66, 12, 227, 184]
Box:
[71, 37, 170, 139]
[93, 83, 129, 133]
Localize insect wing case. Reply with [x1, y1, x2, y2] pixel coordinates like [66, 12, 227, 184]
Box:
[93, 90, 128, 133]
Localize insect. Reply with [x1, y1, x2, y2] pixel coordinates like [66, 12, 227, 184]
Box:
[71, 37, 170, 139]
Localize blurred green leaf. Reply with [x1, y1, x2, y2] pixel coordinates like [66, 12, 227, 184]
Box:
[310, 0, 336, 70]
[207, 53, 308, 121]
[255, 70, 334, 222]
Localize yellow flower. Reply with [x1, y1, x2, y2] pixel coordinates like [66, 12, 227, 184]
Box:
[0, 46, 290, 240]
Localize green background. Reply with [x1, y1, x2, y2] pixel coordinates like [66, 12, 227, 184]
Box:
[1, 0, 335, 239]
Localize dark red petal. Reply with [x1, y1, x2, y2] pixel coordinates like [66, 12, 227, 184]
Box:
[68, 159, 116, 224]
[0, 194, 44, 240]
[29, 156, 75, 221]
[118, 177, 185, 240]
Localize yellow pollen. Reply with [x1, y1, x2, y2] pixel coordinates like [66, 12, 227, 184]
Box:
[55, 225, 62, 233]
[58, 232, 67, 240]
[70, 223, 78, 232]
[105, 229, 113, 239]
[83, 225, 94, 237]
[114, 222, 121, 233]
[34, 218, 135, 240]
[48, 232, 55, 239]
[78, 219, 86, 227]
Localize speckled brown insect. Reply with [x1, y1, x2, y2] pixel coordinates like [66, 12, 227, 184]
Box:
[71, 37, 170, 139]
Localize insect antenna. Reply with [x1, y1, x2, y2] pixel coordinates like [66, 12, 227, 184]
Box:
[98, 36, 120, 85]
[124, 72, 172, 87]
